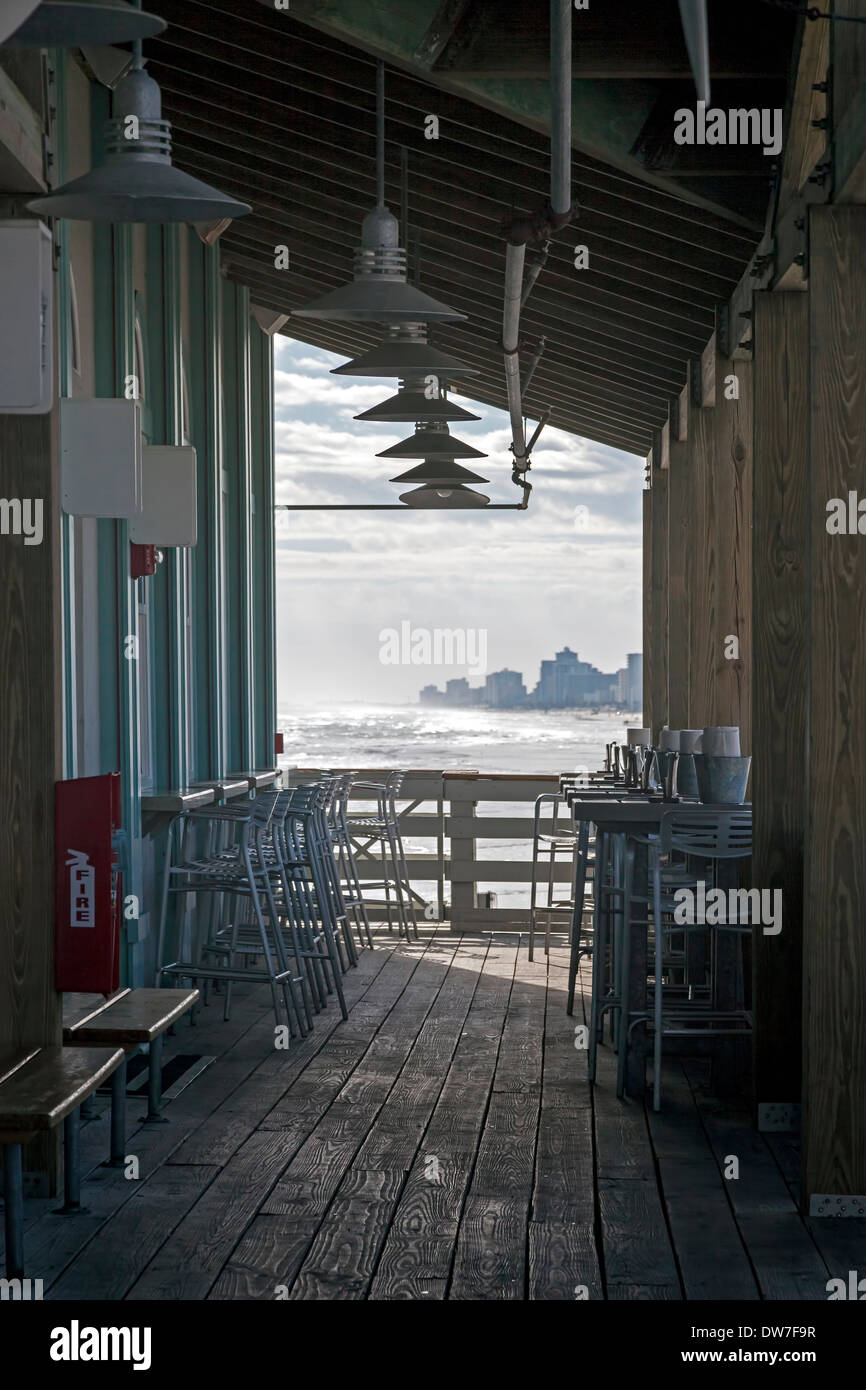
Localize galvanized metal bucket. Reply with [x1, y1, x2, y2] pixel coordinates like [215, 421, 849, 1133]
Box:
[694, 754, 752, 805]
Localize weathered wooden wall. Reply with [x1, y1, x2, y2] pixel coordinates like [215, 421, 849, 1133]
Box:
[0, 410, 63, 1192]
[803, 206, 866, 1201]
[649, 465, 669, 736]
[713, 350, 753, 751]
[666, 436, 691, 728]
[751, 292, 808, 1116]
[687, 380, 716, 729]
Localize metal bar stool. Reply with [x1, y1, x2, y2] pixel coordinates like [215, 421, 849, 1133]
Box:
[528, 785, 582, 961]
[157, 793, 309, 1037]
[345, 771, 419, 939]
[619, 808, 753, 1110]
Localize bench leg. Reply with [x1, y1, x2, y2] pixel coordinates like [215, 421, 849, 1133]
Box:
[144, 1035, 168, 1124]
[54, 1108, 86, 1215]
[3, 1142, 25, 1278]
[104, 1059, 127, 1167]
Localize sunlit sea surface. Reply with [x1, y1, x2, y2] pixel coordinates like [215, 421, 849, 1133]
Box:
[278, 703, 641, 775]
[277, 704, 643, 910]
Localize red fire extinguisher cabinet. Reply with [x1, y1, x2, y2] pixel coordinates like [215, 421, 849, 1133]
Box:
[55, 772, 122, 993]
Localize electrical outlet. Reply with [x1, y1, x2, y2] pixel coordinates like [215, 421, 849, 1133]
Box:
[757, 1102, 801, 1133]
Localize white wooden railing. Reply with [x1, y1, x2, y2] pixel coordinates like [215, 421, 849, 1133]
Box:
[284, 767, 577, 932]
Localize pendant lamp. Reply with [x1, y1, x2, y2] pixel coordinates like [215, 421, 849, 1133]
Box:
[5, 0, 165, 45]
[28, 56, 250, 222]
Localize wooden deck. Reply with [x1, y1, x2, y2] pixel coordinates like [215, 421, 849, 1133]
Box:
[7, 930, 864, 1301]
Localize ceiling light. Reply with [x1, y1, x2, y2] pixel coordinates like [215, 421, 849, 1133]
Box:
[355, 377, 481, 424]
[292, 205, 465, 324]
[6, 0, 166, 46]
[376, 421, 487, 461]
[293, 61, 463, 325]
[331, 323, 476, 379]
[399, 483, 490, 509]
[28, 64, 250, 223]
[389, 459, 489, 488]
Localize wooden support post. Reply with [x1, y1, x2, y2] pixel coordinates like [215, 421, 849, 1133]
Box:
[642, 485, 653, 728]
[0, 411, 63, 1193]
[650, 465, 669, 736]
[751, 291, 808, 1121]
[713, 350, 753, 750]
[667, 437, 691, 728]
[446, 775, 477, 930]
[803, 206, 866, 1203]
[688, 359, 717, 728]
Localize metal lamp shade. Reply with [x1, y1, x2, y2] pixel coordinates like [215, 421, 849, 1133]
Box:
[6, 0, 166, 45]
[292, 276, 464, 325]
[400, 484, 490, 509]
[1, 2, 41, 44]
[293, 204, 463, 324]
[355, 382, 480, 424]
[376, 422, 486, 461]
[28, 68, 250, 223]
[389, 459, 489, 487]
[332, 326, 477, 379]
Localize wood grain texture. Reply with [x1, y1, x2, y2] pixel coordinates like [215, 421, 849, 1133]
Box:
[650, 467, 669, 734]
[713, 352, 753, 749]
[0, 408, 63, 1188]
[667, 438, 691, 727]
[688, 399, 717, 727]
[804, 206, 866, 1201]
[751, 292, 808, 1110]
[8, 932, 857, 1299]
[643, 487, 653, 725]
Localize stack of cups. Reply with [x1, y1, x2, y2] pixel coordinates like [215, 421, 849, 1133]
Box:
[701, 727, 741, 756]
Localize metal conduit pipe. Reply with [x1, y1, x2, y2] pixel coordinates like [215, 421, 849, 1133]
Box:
[500, 0, 572, 496]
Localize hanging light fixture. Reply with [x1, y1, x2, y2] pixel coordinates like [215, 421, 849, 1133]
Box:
[399, 484, 490, 509]
[6, 0, 165, 46]
[293, 62, 463, 325]
[355, 377, 480, 424]
[331, 323, 476, 378]
[389, 458, 489, 488]
[27, 44, 250, 222]
[376, 421, 486, 461]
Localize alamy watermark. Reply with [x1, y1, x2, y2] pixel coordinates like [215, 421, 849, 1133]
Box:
[379, 621, 487, 678]
[673, 880, 782, 936]
[0, 497, 43, 545]
[674, 101, 782, 157]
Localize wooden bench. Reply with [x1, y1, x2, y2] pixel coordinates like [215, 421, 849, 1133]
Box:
[63, 987, 199, 1162]
[0, 1045, 125, 1278]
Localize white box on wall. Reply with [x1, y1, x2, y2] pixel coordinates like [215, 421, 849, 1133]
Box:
[130, 445, 197, 547]
[61, 397, 142, 517]
[0, 220, 54, 414]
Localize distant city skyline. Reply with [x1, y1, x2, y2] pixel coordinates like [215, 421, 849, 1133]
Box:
[420, 646, 643, 712]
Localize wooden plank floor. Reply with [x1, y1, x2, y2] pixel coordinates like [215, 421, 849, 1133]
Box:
[4, 928, 864, 1300]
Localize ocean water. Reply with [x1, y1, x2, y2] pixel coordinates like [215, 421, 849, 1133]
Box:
[277, 703, 641, 774]
[277, 704, 642, 910]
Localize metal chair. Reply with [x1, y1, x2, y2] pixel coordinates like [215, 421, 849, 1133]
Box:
[157, 792, 309, 1036]
[528, 784, 580, 961]
[620, 808, 753, 1110]
[345, 771, 419, 939]
[323, 773, 375, 951]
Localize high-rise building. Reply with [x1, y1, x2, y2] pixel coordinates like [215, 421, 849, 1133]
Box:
[485, 669, 527, 708]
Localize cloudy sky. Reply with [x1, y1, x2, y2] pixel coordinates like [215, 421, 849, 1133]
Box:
[274, 336, 643, 707]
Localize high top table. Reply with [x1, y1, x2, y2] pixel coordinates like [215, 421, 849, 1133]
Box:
[570, 795, 751, 1098]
